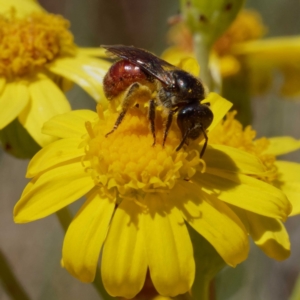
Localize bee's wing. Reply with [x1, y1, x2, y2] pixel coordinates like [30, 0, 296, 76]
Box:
[102, 45, 176, 86]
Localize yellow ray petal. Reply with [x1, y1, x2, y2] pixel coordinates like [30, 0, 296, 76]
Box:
[216, 54, 241, 77]
[206, 144, 265, 175]
[175, 182, 249, 267]
[161, 47, 199, 76]
[194, 170, 291, 220]
[161, 47, 193, 63]
[63, 190, 115, 282]
[247, 212, 290, 260]
[274, 161, 300, 216]
[14, 161, 94, 222]
[42, 110, 97, 139]
[264, 136, 300, 156]
[102, 200, 147, 298]
[18, 75, 71, 146]
[0, 81, 29, 129]
[204, 93, 233, 132]
[77, 48, 107, 57]
[0, 0, 44, 16]
[48, 56, 110, 103]
[141, 194, 195, 297]
[233, 36, 300, 62]
[26, 137, 84, 178]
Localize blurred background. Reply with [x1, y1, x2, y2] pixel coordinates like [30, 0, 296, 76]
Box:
[0, 0, 300, 299]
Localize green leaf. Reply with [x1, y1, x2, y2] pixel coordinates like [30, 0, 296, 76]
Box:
[289, 273, 300, 300]
[0, 118, 41, 159]
[187, 223, 226, 300]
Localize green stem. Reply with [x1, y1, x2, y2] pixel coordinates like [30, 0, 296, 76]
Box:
[222, 69, 252, 125]
[289, 272, 300, 300]
[0, 250, 31, 300]
[192, 275, 210, 300]
[193, 33, 212, 90]
[55, 207, 113, 300]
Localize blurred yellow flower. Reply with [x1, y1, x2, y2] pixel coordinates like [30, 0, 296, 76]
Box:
[168, 9, 300, 97]
[0, 1, 109, 147]
[212, 9, 266, 77]
[232, 37, 300, 96]
[14, 90, 291, 297]
[210, 111, 300, 259]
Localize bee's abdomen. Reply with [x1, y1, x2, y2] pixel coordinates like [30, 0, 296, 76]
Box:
[103, 60, 148, 99]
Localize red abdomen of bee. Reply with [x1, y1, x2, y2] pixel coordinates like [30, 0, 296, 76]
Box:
[103, 60, 148, 99]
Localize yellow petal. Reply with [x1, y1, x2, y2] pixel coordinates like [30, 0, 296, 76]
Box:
[175, 182, 249, 267]
[14, 161, 95, 222]
[161, 47, 195, 66]
[42, 110, 97, 139]
[26, 137, 84, 178]
[247, 212, 290, 260]
[102, 200, 147, 298]
[0, 0, 44, 16]
[194, 170, 291, 220]
[77, 48, 107, 57]
[206, 144, 266, 175]
[48, 56, 110, 103]
[63, 190, 115, 282]
[179, 57, 201, 77]
[204, 93, 233, 132]
[217, 55, 241, 77]
[18, 75, 71, 146]
[233, 37, 300, 63]
[0, 81, 29, 129]
[264, 136, 300, 156]
[141, 194, 195, 297]
[274, 161, 300, 216]
[161, 47, 199, 76]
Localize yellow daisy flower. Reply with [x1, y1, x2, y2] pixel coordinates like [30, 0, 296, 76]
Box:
[210, 111, 300, 259]
[0, 1, 109, 149]
[14, 92, 291, 297]
[212, 9, 266, 77]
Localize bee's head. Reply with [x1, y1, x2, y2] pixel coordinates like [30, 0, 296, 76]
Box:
[177, 103, 213, 140]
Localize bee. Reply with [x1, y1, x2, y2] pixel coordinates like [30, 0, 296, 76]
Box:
[102, 45, 213, 157]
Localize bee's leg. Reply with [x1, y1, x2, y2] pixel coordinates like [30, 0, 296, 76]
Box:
[176, 123, 208, 157]
[162, 110, 174, 147]
[148, 99, 156, 146]
[199, 126, 208, 158]
[105, 83, 140, 137]
[176, 124, 208, 158]
[176, 128, 191, 151]
[105, 110, 126, 137]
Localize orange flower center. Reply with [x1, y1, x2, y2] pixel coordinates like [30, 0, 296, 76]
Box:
[83, 105, 206, 198]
